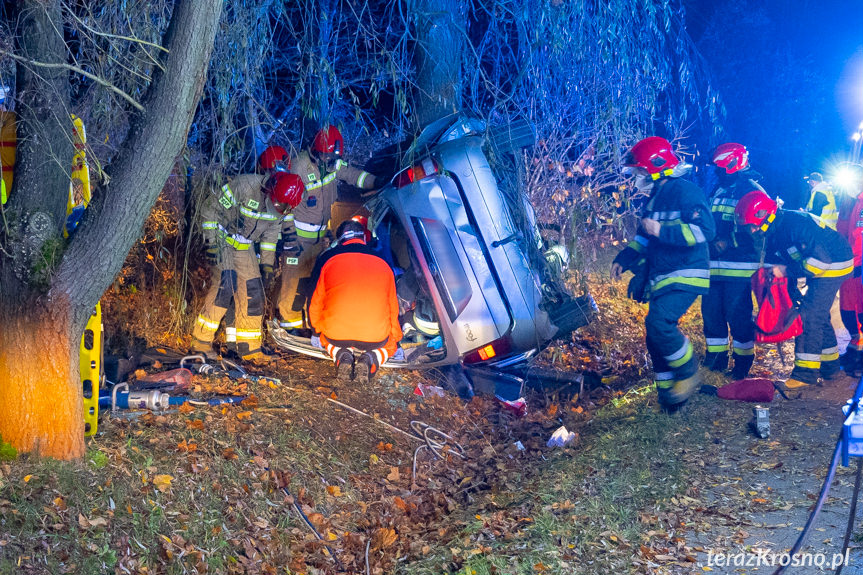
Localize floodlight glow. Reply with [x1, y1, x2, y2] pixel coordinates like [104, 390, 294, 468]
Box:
[833, 166, 861, 191]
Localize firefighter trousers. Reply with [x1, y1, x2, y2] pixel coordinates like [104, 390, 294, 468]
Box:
[645, 291, 699, 391]
[701, 280, 755, 378]
[278, 235, 327, 329]
[792, 276, 845, 384]
[192, 247, 265, 355]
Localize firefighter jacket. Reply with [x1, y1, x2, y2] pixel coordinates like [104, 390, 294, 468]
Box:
[613, 177, 716, 297]
[837, 191, 863, 267]
[764, 210, 854, 279]
[308, 239, 402, 347]
[200, 173, 288, 268]
[806, 182, 838, 230]
[708, 170, 764, 281]
[288, 150, 377, 240]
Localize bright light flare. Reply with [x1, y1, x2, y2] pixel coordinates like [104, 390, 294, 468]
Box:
[833, 165, 862, 191]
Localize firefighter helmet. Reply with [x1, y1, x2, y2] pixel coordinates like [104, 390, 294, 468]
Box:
[624, 136, 680, 177]
[269, 173, 304, 212]
[313, 125, 344, 156]
[259, 145, 290, 173]
[712, 142, 749, 174]
[735, 190, 777, 228]
[350, 214, 372, 243]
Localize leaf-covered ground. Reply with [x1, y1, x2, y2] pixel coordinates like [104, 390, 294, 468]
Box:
[1, 276, 861, 574]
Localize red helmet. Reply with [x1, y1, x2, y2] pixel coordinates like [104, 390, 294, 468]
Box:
[269, 173, 304, 212]
[312, 125, 344, 156]
[624, 136, 680, 177]
[712, 142, 749, 174]
[735, 190, 777, 229]
[259, 145, 290, 172]
[351, 214, 372, 243]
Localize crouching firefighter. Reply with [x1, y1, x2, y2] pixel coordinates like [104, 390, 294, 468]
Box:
[735, 190, 853, 390]
[309, 220, 403, 384]
[191, 172, 305, 363]
[611, 136, 716, 409]
[702, 143, 764, 379]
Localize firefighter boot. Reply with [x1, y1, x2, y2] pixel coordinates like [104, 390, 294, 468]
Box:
[663, 372, 702, 410]
[354, 352, 379, 386]
[820, 359, 843, 383]
[703, 351, 729, 374]
[335, 350, 354, 382]
[841, 349, 859, 375]
[730, 354, 755, 381]
[191, 338, 220, 362]
[241, 348, 276, 366]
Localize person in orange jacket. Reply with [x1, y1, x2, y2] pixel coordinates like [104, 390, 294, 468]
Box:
[309, 219, 402, 383]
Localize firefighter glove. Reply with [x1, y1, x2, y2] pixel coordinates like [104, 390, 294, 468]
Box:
[260, 264, 274, 284]
[205, 244, 219, 266]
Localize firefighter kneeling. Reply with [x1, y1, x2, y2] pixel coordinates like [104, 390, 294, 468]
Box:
[191, 172, 304, 363]
[735, 190, 854, 390]
[309, 220, 402, 383]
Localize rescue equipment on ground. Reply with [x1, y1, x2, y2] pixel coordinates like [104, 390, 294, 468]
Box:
[750, 267, 803, 343]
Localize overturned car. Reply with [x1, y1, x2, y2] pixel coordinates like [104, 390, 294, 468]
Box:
[270, 114, 594, 370]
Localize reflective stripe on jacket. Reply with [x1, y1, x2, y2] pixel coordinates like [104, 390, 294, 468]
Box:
[708, 171, 764, 281]
[613, 177, 715, 297]
[199, 173, 289, 267]
[765, 210, 853, 279]
[289, 150, 377, 234]
[806, 183, 838, 230]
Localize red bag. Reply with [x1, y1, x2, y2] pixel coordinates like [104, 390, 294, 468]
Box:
[716, 378, 775, 402]
[751, 268, 803, 343]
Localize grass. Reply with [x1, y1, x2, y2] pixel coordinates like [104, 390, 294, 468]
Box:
[401, 399, 693, 575]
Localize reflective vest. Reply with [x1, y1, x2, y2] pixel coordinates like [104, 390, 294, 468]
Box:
[806, 183, 838, 230]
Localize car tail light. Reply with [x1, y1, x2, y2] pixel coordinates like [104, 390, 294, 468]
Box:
[394, 158, 439, 188]
[462, 334, 513, 364]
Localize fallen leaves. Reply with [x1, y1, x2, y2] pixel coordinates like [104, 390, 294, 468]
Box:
[371, 527, 397, 550]
[152, 474, 173, 492]
[78, 514, 109, 529]
[387, 467, 400, 482]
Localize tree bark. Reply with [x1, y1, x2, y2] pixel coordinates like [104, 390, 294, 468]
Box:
[0, 0, 222, 460]
[412, 0, 466, 127]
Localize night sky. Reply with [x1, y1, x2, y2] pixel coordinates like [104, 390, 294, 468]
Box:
[685, 0, 863, 205]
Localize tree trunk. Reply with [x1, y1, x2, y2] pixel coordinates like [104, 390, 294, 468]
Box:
[0, 303, 82, 458]
[0, 0, 222, 460]
[412, 0, 466, 127]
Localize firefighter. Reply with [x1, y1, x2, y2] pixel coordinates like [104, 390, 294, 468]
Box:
[701, 143, 764, 379]
[308, 219, 402, 383]
[191, 172, 305, 363]
[836, 165, 863, 374]
[735, 190, 854, 389]
[611, 136, 716, 409]
[278, 125, 379, 334]
[224, 145, 295, 354]
[805, 172, 838, 230]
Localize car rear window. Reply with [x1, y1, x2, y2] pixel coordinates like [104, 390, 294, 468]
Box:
[411, 216, 472, 321]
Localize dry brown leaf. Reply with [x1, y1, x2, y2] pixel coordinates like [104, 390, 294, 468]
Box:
[222, 448, 238, 460]
[387, 467, 400, 482]
[236, 411, 253, 420]
[393, 496, 409, 512]
[372, 527, 397, 550]
[376, 442, 393, 452]
[330, 391, 338, 400]
[53, 497, 67, 511]
[187, 419, 204, 430]
[178, 403, 195, 414]
[326, 485, 343, 497]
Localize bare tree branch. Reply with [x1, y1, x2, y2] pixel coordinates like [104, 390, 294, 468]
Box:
[0, 49, 145, 111]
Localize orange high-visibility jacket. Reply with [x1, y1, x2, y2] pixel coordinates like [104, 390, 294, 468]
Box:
[309, 239, 402, 353]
